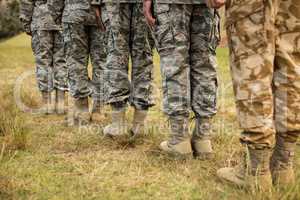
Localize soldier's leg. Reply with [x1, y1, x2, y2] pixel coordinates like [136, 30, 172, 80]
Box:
[103, 3, 132, 136]
[105, 3, 131, 105]
[53, 30, 68, 114]
[130, 3, 155, 137]
[271, 0, 300, 186]
[32, 30, 55, 114]
[89, 25, 107, 122]
[64, 24, 91, 125]
[190, 5, 219, 159]
[217, 0, 276, 190]
[154, 4, 192, 157]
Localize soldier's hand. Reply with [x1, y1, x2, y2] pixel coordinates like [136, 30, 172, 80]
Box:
[25, 31, 32, 36]
[20, 18, 32, 36]
[206, 0, 226, 9]
[24, 25, 32, 36]
[93, 5, 106, 32]
[143, 0, 155, 27]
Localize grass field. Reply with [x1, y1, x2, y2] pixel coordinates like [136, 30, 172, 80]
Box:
[0, 34, 299, 200]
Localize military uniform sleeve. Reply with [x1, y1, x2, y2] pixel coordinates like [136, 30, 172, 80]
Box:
[19, 0, 34, 33]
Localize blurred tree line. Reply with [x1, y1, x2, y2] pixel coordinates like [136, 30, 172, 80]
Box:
[0, 0, 22, 39]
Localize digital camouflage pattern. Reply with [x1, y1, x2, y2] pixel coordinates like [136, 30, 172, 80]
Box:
[153, 3, 219, 121]
[155, 0, 205, 4]
[20, 0, 68, 92]
[63, 23, 108, 101]
[61, 0, 108, 101]
[226, 0, 300, 148]
[62, 0, 97, 25]
[32, 30, 68, 92]
[100, 3, 155, 110]
[20, 0, 62, 32]
[93, 0, 204, 3]
[96, 0, 142, 3]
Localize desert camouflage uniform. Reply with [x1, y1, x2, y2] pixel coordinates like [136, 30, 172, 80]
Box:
[20, 0, 68, 92]
[153, 1, 220, 133]
[91, 0, 155, 110]
[226, 0, 300, 148]
[61, 0, 108, 102]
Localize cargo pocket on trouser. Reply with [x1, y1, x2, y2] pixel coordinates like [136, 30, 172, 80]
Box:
[234, 78, 275, 147]
[226, 0, 268, 61]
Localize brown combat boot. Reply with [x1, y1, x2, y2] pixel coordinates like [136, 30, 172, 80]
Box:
[91, 100, 105, 123]
[270, 134, 298, 186]
[41, 91, 55, 114]
[74, 97, 90, 125]
[103, 105, 127, 137]
[191, 118, 214, 160]
[160, 117, 192, 159]
[130, 109, 148, 137]
[55, 89, 66, 115]
[217, 146, 272, 192]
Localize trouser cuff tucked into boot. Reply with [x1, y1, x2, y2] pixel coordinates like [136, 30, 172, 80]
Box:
[41, 91, 55, 115]
[74, 97, 90, 126]
[159, 117, 192, 158]
[91, 100, 105, 123]
[103, 102, 127, 137]
[55, 89, 66, 115]
[217, 145, 272, 191]
[130, 108, 148, 137]
[271, 133, 299, 186]
[191, 118, 214, 159]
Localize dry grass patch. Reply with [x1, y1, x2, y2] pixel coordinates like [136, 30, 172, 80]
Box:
[0, 87, 28, 156]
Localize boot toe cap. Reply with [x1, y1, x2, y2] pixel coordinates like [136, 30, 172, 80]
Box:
[159, 141, 170, 152]
[217, 167, 245, 187]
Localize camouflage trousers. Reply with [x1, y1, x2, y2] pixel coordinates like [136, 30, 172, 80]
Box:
[153, 4, 219, 119]
[63, 24, 107, 102]
[31, 30, 68, 92]
[105, 3, 155, 110]
[226, 0, 300, 148]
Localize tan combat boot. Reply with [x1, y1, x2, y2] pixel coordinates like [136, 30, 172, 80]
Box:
[91, 100, 105, 123]
[41, 91, 55, 114]
[217, 146, 272, 192]
[66, 93, 75, 126]
[74, 97, 90, 125]
[103, 106, 127, 137]
[270, 134, 298, 186]
[191, 118, 214, 160]
[160, 118, 192, 159]
[130, 109, 148, 137]
[55, 89, 66, 115]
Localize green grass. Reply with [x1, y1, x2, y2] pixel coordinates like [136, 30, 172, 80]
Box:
[0, 34, 299, 200]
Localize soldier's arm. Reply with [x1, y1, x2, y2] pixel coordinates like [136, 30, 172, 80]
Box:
[143, 0, 155, 27]
[91, 0, 106, 32]
[19, 0, 34, 35]
[206, 0, 226, 9]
